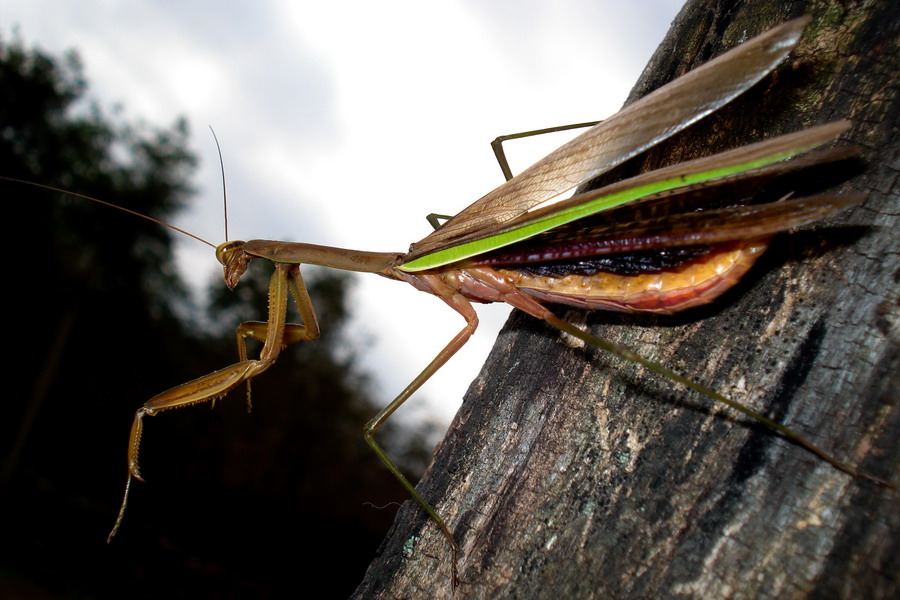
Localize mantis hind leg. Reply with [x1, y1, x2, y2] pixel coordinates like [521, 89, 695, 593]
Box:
[424, 121, 602, 229]
[464, 266, 894, 490]
[491, 120, 601, 181]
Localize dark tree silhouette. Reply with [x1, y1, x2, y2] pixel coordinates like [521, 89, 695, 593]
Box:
[0, 34, 424, 599]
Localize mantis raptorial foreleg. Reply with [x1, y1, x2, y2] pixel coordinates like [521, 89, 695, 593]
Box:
[108, 262, 320, 540]
[234, 263, 320, 409]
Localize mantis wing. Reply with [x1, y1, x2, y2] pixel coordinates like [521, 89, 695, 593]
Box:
[473, 194, 863, 268]
[400, 121, 848, 271]
[406, 16, 810, 260]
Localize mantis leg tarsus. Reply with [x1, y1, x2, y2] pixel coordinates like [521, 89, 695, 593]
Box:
[107, 409, 147, 542]
[107, 474, 133, 543]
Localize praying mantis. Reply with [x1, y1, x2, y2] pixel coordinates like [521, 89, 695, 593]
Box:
[4, 14, 895, 594]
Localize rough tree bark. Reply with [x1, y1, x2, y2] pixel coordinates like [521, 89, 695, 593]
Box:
[354, 1, 898, 598]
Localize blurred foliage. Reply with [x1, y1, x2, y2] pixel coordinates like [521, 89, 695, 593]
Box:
[0, 33, 426, 599]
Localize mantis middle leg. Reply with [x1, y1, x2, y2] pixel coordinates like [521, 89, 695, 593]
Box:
[363, 274, 480, 586]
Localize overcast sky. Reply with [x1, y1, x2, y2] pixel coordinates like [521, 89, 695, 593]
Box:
[4, 1, 686, 434]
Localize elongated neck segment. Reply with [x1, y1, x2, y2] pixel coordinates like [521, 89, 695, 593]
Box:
[242, 239, 401, 273]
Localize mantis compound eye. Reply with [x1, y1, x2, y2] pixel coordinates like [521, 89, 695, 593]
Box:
[215, 240, 245, 266]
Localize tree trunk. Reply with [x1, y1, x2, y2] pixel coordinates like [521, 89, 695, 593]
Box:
[354, 1, 898, 598]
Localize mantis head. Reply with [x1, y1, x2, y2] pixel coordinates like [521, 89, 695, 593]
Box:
[216, 240, 253, 289]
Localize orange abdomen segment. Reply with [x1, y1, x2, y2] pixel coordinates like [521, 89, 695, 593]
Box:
[499, 238, 770, 315]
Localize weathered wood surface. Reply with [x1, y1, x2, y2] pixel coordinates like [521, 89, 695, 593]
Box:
[354, 2, 898, 598]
